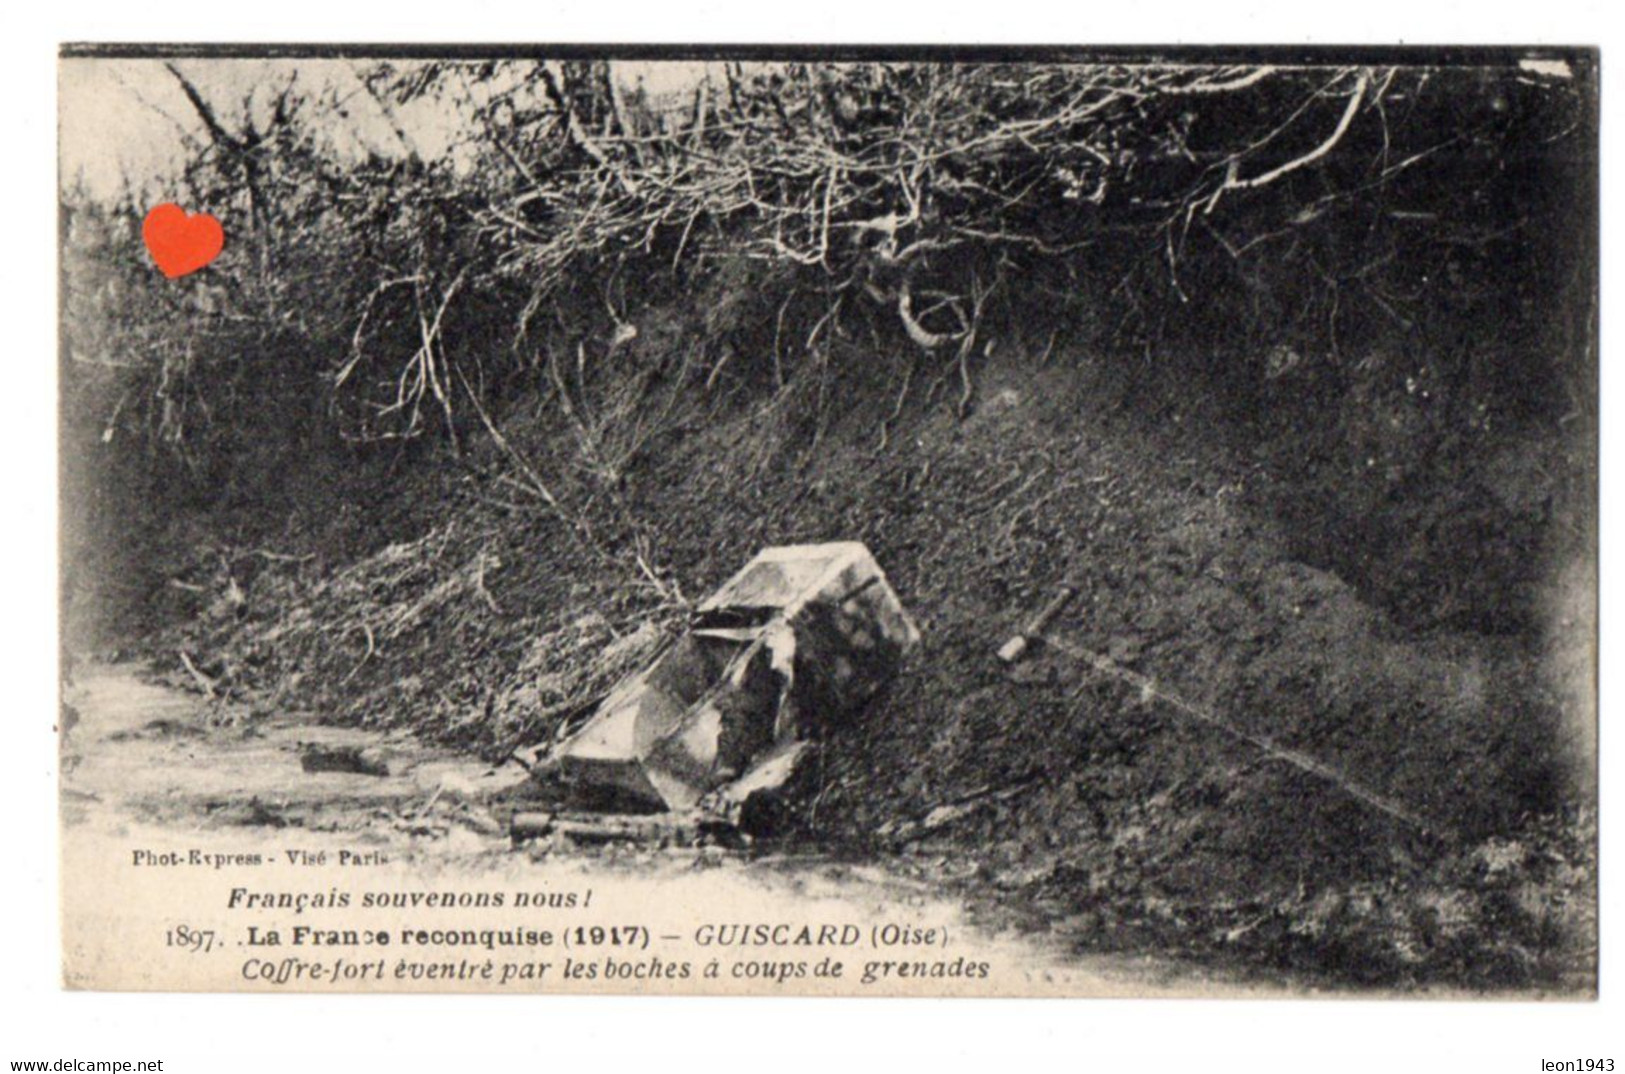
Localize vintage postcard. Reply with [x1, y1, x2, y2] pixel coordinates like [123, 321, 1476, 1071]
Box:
[57, 45, 1597, 996]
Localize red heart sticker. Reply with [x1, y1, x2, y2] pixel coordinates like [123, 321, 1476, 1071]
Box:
[142, 203, 225, 279]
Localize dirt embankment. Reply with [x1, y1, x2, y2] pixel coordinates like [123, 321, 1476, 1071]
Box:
[145, 336, 1594, 994]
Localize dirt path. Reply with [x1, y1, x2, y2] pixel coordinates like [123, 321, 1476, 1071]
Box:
[59, 662, 1281, 996]
[63, 663, 531, 844]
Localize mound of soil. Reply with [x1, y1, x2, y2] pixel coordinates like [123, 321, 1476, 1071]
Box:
[154, 335, 1593, 993]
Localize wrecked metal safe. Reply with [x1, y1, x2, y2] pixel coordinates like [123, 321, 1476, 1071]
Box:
[543, 542, 920, 816]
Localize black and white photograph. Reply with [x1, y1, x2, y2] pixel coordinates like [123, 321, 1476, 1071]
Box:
[53, 44, 1597, 1002]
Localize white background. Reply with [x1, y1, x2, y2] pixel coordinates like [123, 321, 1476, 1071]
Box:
[2, 3, 1617, 1071]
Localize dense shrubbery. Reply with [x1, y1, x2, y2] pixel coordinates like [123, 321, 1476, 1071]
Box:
[61, 57, 1593, 637]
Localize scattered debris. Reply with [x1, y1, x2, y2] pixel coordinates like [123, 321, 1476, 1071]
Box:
[299, 743, 391, 777]
[509, 810, 733, 848]
[106, 717, 207, 742]
[522, 542, 919, 834]
[703, 738, 816, 836]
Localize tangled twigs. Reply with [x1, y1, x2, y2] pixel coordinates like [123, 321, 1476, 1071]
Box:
[875, 353, 918, 454]
[899, 277, 959, 350]
[1224, 70, 1371, 193]
[412, 271, 468, 454]
[472, 550, 503, 615]
[953, 268, 1005, 420]
[340, 621, 376, 685]
[99, 59, 1535, 482]
[177, 650, 219, 699]
[451, 364, 566, 514]
[630, 531, 687, 609]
